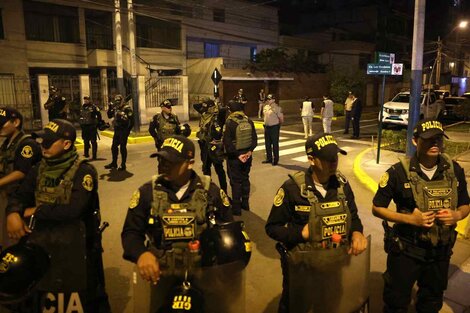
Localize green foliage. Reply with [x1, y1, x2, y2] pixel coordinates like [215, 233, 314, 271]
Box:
[246, 48, 326, 73]
[333, 103, 345, 116]
[328, 69, 367, 103]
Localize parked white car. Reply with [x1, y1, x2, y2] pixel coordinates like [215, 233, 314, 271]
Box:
[379, 91, 445, 127]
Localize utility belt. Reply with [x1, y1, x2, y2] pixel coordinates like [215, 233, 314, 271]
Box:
[382, 221, 455, 262]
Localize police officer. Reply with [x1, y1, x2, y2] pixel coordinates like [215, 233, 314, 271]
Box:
[265, 132, 367, 313]
[79, 96, 102, 160]
[372, 118, 470, 313]
[44, 86, 67, 121]
[149, 99, 180, 150]
[233, 88, 248, 106]
[105, 94, 134, 171]
[121, 135, 233, 311]
[6, 119, 110, 312]
[0, 107, 41, 248]
[194, 99, 228, 193]
[223, 100, 257, 216]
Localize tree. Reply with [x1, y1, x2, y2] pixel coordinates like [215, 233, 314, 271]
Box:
[328, 69, 367, 103]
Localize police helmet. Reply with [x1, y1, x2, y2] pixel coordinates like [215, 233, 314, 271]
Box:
[0, 241, 50, 304]
[179, 123, 191, 137]
[157, 281, 204, 313]
[200, 221, 251, 267]
[98, 121, 110, 131]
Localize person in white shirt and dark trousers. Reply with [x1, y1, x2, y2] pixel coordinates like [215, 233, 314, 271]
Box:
[321, 95, 334, 134]
[262, 94, 284, 166]
[300, 96, 314, 138]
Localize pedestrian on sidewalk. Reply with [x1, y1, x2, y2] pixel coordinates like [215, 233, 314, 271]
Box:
[223, 100, 257, 216]
[343, 91, 354, 134]
[372, 118, 470, 313]
[351, 92, 362, 139]
[321, 95, 334, 134]
[301, 96, 314, 138]
[258, 88, 266, 119]
[265, 132, 367, 313]
[262, 94, 283, 166]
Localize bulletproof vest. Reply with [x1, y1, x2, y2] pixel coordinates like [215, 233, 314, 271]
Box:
[35, 158, 85, 205]
[227, 112, 253, 150]
[156, 113, 179, 139]
[399, 154, 458, 246]
[289, 171, 352, 245]
[114, 104, 132, 128]
[150, 175, 212, 246]
[79, 104, 98, 125]
[197, 111, 215, 142]
[0, 132, 30, 178]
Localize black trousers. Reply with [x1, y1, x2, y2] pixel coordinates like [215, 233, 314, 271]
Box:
[226, 157, 252, 213]
[383, 252, 450, 313]
[344, 110, 352, 133]
[264, 124, 280, 163]
[352, 114, 361, 138]
[111, 129, 130, 166]
[199, 140, 227, 193]
[81, 124, 98, 158]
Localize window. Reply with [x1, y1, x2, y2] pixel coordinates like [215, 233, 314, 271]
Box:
[204, 43, 220, 58]
[23, 0, 79, 43]
[0, 10, 4, 39]
[213, 8, 225, 23]
[136, 15, 181, 49]
[85, 9, 113, 50]
[250, 47, 257, 61]
[0, 74, 16, 105]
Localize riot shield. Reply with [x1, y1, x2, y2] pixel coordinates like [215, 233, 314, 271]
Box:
[27, 220, 87, 293]
[133, 261, 246, 313]
[289, 236, 371, 313]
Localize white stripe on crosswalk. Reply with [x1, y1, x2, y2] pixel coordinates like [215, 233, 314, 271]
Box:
[279, 146, 306, 156]
[255, 139, 305, 151]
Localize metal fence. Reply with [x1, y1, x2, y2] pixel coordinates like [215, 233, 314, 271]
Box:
[0, 75, 37, 130]
[145, 76, 182, 108]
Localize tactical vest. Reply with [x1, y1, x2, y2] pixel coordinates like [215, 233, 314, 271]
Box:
[156, 113, 179, 140]
[0, 133, 30, 177]
[289, 171, 352, 245]
[399, 154, 458, 246]
[227, 112, 253, 151]
[197, 110, 216, 142]
[35, 158, 85, 205]
[114, 105, 132, 128]
[79, 104, 98, 125]
[150, 175, 212, 245]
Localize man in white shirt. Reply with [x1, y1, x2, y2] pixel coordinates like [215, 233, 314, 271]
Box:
[321, 95, 334, 133]
[301, 96, 314, 138]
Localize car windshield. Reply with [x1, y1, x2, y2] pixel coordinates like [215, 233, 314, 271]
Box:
[390, 94, 424, 103]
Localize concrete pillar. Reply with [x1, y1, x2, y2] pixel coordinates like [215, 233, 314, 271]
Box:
[181, 24, 187, 76]
[181, 76, 189, 121]
[79, 75, 90, 103]
[38, 75, 50, 126]
[100, 69, 109, 109]
[138, 75, 147, 128]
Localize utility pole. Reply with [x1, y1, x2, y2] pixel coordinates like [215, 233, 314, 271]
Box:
[128, 0, 140, 132]
[407, 0, 426, 157]
[114, 0, 125, 95]
[436, 36, 442, 86]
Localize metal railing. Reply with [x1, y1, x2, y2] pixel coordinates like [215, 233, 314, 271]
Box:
[145, 76, 182, 108]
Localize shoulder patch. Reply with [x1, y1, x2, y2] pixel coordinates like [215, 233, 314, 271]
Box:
[273, 188, 285, 207]
[82, 174, 94, 191]
[129, 190, 140, 209]
[20, 145, 33, 158]
[220, 189, 230, 207]
[379, 172, 389, 188]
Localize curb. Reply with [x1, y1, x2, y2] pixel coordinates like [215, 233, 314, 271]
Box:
[352, 146, 469, 237]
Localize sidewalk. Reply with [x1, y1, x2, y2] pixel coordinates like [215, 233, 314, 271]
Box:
[354, 147, 470, 313]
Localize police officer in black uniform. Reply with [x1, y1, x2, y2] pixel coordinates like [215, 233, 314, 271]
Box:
[121, 135, 233, 311]
[372, 119, 470, 313]
[149, 99, 181, 150]
[266, 132, 367, 313]
[194, 99, 228, 193]
[0, 107, 41, 248]
[223, 100, 257, 216]
[6, 119, 110, 312]
[44, 86, 67, 121]
[105, 94, 134, 171]
[79, 96, 102, 160]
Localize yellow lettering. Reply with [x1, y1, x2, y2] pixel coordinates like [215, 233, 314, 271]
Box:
[45, 122, 59, 133]
[421, 120, 443, 132]
[0, 109, 5, 116]
[314, 135, 337, 150]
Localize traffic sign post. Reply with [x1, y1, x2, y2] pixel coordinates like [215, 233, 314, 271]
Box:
[367, 52, 403, 163]
[211, 68, 222, 98]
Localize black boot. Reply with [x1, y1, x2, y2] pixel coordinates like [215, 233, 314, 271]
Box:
[104, 162, 117, 169]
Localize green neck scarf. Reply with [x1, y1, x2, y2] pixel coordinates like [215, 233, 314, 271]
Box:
[41, 147, 79, 181]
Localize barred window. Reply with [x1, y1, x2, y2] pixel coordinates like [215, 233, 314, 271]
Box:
[0, 74, 16, 106]
[85, 9, 113, 50]
[23, 0, 79, 43]
[204, 42, 220, 58]
[136, 15, 181, 49]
